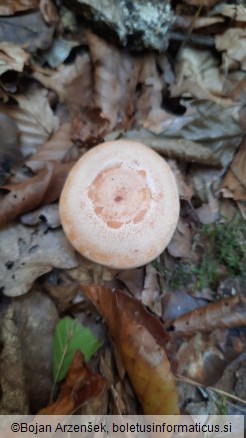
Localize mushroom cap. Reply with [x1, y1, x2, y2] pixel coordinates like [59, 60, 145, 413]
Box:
[59, 140, 179, 269]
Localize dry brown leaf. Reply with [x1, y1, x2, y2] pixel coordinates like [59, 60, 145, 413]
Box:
[40, 161, 75, 205]
[220, 139, 246, 201]
[0, 87, 59, 156]
[229, 78, 246, 130]
[188, 167, 222, 202]
[86, 30, 141, 130]
[215, 350, 246, 399]
[0, 223, 79, 297]
[71, 108, 109, 146]
[141, 110, 188, 135]
[116, 268, 144, 298]
[0, 166, 53, 227]
[167, 159, 193, 201]
[44, 282, 78, 313]
[0, 42, 29, 76]
[237, 201, 246, 219]
[167, 294, 246, 337]
[136, 54, 166, 130]
[167, 218, 192, 259]
[39, 350, 107, 415]
[0, 0, 38, 15]
[110, 383, 127, 414]
[216, 28, 246, 71]
[0, 306, 29, 414]
[141, 263, 161, 315]
[39, 0, 59, 24]
[32, 53, 92, 113]
[188, 166, 220, 224]
[0, 10, 55, 53]
[82, 285, 179, 414]
[220, 4, 246, 22]
[176, 331, 230, 385]
[26, 123, 74, 171]
[0, 161, 74, 226]
[125, 98, 242, 168]
[171, 47, 226, 104]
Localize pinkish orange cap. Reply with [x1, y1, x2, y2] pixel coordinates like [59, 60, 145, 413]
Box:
[59, 140, 179, 269]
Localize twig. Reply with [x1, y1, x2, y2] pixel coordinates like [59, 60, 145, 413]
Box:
[176, 374, 246, 407]
[169, 31, 214, 48]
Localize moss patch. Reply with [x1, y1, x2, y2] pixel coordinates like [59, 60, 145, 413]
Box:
[161, 217, 246, 292]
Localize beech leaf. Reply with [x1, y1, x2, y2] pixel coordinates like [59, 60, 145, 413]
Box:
[167, 294, 246, 337]
[0, 223, 79, 297]
[82, 285, 179, 415]
[0, 42, 29, 75]
[0, 0, 39, 15]
[0, 166, 53, 227]
[53, 316, 101, 383]
[86, 30, 141, 130]
[26, 123, 74, 171]
[0, 87, 59, 156]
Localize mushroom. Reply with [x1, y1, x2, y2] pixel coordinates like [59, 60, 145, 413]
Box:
[59, 140, 179, 269]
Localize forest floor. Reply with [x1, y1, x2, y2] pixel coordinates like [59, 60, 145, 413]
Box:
[0, 0, 245, 420]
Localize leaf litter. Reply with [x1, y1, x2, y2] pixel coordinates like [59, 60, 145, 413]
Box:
[0, 0, 246, 417]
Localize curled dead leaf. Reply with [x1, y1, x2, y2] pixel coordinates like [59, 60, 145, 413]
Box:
[82, 285, 179, 415]
[39, 0, 59, 25]
[39, 351, 107, 415]
[0, 166, 53, 227]
[0, 42, 29, 76]
[0, 161, 74, 226]
[167, 294, 246, 337]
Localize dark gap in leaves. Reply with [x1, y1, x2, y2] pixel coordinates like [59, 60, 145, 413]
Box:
[162, 96, 187, 115]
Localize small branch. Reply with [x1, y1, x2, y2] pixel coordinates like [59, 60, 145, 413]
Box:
[176, 374, 246, 407]
[169, 31, 214, 48]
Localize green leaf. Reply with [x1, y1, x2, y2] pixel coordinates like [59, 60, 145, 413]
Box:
[53, 316, 101, 382]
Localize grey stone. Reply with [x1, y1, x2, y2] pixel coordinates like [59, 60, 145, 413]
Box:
[67, 0, 174, 51]
[13, 289, 59, 412]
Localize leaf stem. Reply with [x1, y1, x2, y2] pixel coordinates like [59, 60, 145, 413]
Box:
[175, 374, 246, 407]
